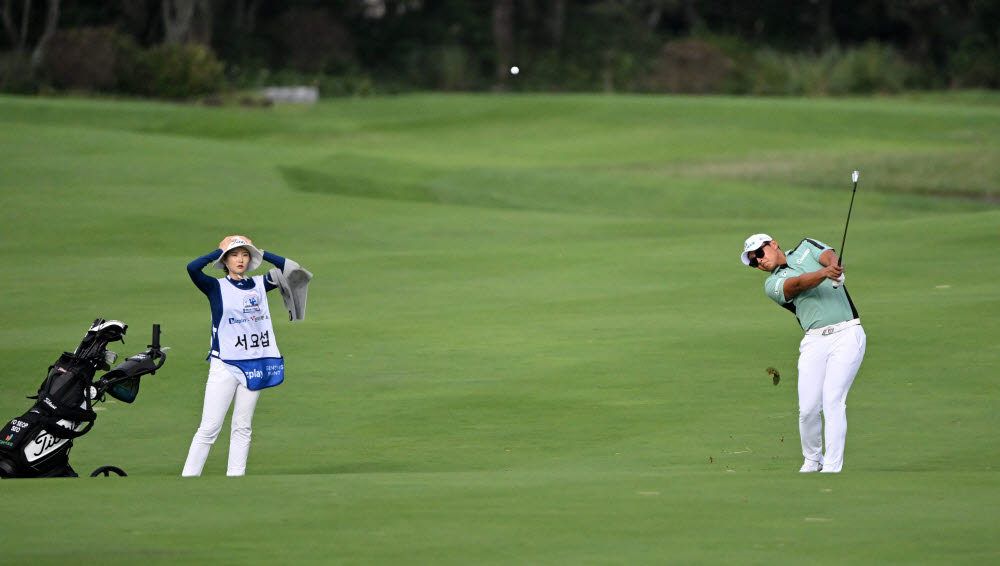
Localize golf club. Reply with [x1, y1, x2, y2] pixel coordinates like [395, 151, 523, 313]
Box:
[832, 170, 859, 289]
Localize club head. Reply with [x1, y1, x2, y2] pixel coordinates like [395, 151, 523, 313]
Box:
[852, 170, 859, 183]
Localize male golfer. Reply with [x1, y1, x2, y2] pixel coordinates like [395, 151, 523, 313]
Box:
[741, 234, 866, 473]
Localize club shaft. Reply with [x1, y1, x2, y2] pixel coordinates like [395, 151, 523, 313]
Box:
[838, 181, 858, 266]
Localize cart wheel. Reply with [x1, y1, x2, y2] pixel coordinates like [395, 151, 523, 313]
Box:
[90, 465, 127, 477]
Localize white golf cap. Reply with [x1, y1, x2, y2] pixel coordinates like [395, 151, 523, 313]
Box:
[213, 237, 263, 272]
[740, 233, 772, 266]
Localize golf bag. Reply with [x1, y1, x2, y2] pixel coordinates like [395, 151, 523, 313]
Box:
[0, 319, 166, 479]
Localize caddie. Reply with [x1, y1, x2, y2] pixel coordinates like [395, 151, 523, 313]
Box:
[181, 235, 290, 477]
[741, 234, 866, 473]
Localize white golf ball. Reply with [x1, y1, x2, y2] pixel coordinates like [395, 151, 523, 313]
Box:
[510, 66, 519, 75]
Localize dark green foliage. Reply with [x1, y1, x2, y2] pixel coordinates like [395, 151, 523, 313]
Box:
[41, 27, 125, 92]
[0, 53, 36, 94]
[644, 38, 736, 94]
[118, 42, 226, 99]
[742, 41, 916, 95]
[825, 42, 913, 94]
[948, 36, 1000, 88]
[2, 1, 999, 96]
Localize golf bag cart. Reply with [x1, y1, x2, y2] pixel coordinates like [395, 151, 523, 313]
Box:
[0, 319, 166, 478]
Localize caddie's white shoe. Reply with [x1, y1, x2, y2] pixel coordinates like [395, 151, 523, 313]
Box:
[799, 459, 823, 473]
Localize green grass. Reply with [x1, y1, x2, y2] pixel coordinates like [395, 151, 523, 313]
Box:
[0, 93, 998, 565]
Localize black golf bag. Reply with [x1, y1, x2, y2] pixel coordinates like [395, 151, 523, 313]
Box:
[0, 319, 166, 478]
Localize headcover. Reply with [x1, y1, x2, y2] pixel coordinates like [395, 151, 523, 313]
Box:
[212, 238, 263, 272]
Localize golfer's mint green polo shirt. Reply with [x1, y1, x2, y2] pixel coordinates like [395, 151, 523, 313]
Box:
[764, 238, 859, 332]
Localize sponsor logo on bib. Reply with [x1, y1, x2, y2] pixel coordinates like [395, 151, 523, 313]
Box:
[243, 293, 261, 313]
[228, 314, 270, 324]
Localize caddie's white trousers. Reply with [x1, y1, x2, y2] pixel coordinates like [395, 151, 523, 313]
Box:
[182, 358, 261, 477]
[797, 325, 866, 473]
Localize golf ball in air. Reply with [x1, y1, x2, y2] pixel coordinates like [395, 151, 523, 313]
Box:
[510, 66, 519, 75]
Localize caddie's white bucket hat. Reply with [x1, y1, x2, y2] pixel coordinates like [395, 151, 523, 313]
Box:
[740, 233, 772, 266]
[213, 237, 263, 272]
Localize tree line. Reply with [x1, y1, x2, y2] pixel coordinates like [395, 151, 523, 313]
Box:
[2, 0, 998, 98]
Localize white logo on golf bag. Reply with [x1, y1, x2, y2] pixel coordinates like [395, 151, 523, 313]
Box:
[24, 419, 83, 463]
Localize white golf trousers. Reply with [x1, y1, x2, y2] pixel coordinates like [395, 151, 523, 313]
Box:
[182, 358, 261, 477]
[797, 325, 866, 473]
